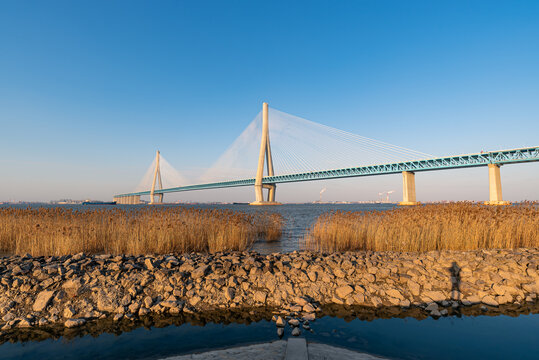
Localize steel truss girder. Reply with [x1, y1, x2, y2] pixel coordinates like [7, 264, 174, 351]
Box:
[115, 146, 539, 198]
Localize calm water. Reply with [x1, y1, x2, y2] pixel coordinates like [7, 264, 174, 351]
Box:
[2, 312, 538, 360]
[1, 203, 537, 359]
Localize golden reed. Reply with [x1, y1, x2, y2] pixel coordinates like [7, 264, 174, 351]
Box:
[0, 207, 284, 256]
[305, 202, 539, 252]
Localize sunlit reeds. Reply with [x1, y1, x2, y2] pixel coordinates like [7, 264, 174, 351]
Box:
[0, 207, 284, 256]
[305, 202, 539, 252]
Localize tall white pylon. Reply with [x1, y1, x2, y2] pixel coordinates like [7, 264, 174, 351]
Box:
[150, 150, 164, 204]
[250, 102, 280, 205]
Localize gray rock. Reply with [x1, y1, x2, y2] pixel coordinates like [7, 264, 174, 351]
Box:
[291, 327, 301, 336]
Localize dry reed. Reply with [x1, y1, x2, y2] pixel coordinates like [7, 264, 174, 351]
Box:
[306, 202, 539, 252]
[0, 207, 284, 256]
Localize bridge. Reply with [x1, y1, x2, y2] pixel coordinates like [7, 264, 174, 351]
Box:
[114, 103, 539, 205]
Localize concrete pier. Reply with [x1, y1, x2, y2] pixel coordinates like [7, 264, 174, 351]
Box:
[485, 164, 510, 205]
[250, 102, 280, 205]
[398, 171, 418, 205]
[113, 195, 141, 205]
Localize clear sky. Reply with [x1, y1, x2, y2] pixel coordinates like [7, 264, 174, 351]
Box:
[1, 1, 538, 203]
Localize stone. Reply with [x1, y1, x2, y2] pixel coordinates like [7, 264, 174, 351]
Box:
[63, 306, 76, 319]
[422, 290, 446, 302]
[62, 279, 82, 296]
[335, 285, 354, 299]
[291, 327, 301, 336]
[33, 290, 54, 312]
[386, 289, 404, 300]
[303, 303, 316, 313]
[191, 265, 209, 279]
[277, 327, 284, 338]
[275, 316, 285, 327]
[113, 313, 123, 321]
[144, 258, 156, 270]
[482, 295, 499, 307]
[254, 291, 267, 303]
[64, 318, 86, 328]
[224, 287, 235, 301]
[288, 318, 300, 327]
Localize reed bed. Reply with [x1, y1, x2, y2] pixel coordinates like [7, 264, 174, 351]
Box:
[306, 202, 539, 252]
[0, 207, 284, 256]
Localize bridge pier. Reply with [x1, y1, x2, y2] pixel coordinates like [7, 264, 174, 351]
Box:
[484, 164, 510, 205]
[113, 195, 140, 205]
[250, 102, 281, 205]
[398, 171, 419, 205]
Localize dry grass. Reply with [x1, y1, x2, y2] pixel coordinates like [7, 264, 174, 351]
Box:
[305, 202, 539, 252]
[0, 207, 284, 256]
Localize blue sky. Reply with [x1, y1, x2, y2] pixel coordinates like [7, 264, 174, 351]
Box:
[1, 1, 538, 202]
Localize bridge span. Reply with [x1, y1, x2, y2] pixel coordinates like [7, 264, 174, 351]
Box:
[114, 103, 539, 205]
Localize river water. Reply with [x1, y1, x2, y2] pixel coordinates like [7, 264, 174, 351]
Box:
[1, 203, 537, 359]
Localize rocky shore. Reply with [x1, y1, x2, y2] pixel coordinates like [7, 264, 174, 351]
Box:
[0, 248, 538, 335]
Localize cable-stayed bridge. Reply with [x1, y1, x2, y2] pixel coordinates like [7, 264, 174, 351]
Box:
[114, 103, 539, 205]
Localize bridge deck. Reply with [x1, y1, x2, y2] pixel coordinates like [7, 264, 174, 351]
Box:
[116, 146, 539, 198]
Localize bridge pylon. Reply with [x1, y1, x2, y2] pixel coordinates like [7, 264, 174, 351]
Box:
[250, 102, 281, 205]
[150, 150, 164, 205]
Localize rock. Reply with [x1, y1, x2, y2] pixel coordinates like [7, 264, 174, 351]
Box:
[254, 291, 267, 303]
[144, 258, 156, 270]
[62, 279, 82, 296]
[481, 295, 499, 307]
[430, 309, 441, 317]
[275, 316, 285, 327]
[425, 302, 439, 312]
[288, 318, 300, 327]
[191, 265, 210, 279]
[143, 296, 153, 308]
[407, 280, 421, 296]
[303, 313, 316, 321]
[17, 318, 32, 328]
[113, 313, 123, 321]
[63, 306, 76, 319]
[64, 318, 86, 328]
[400, 299, 411, 308]
[224, 287, 235, 301]
[335, 285, 354, 299]
[33, 290, 55, 312]
[422, 290, 446, 303]
[277, 327, 284, 338]
[303, 303, 316, 313]
[291, 327, 301, 336]
[386, 289, 404, 300]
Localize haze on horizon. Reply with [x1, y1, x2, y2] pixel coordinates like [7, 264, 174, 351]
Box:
[1, 1, 538, 203]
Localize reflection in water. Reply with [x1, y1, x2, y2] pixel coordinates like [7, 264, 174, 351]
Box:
[1, 303, 538, 360]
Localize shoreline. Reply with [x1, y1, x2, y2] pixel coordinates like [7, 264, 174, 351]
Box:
[0, 248, 537, 336]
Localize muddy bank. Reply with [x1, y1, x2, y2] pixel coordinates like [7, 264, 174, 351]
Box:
[0, 249, 537, 334]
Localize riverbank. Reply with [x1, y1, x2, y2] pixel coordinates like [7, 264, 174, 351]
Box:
[0, 248, 537, 334]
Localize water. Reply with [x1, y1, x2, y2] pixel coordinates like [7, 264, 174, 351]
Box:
[2, 311, 538, 360]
